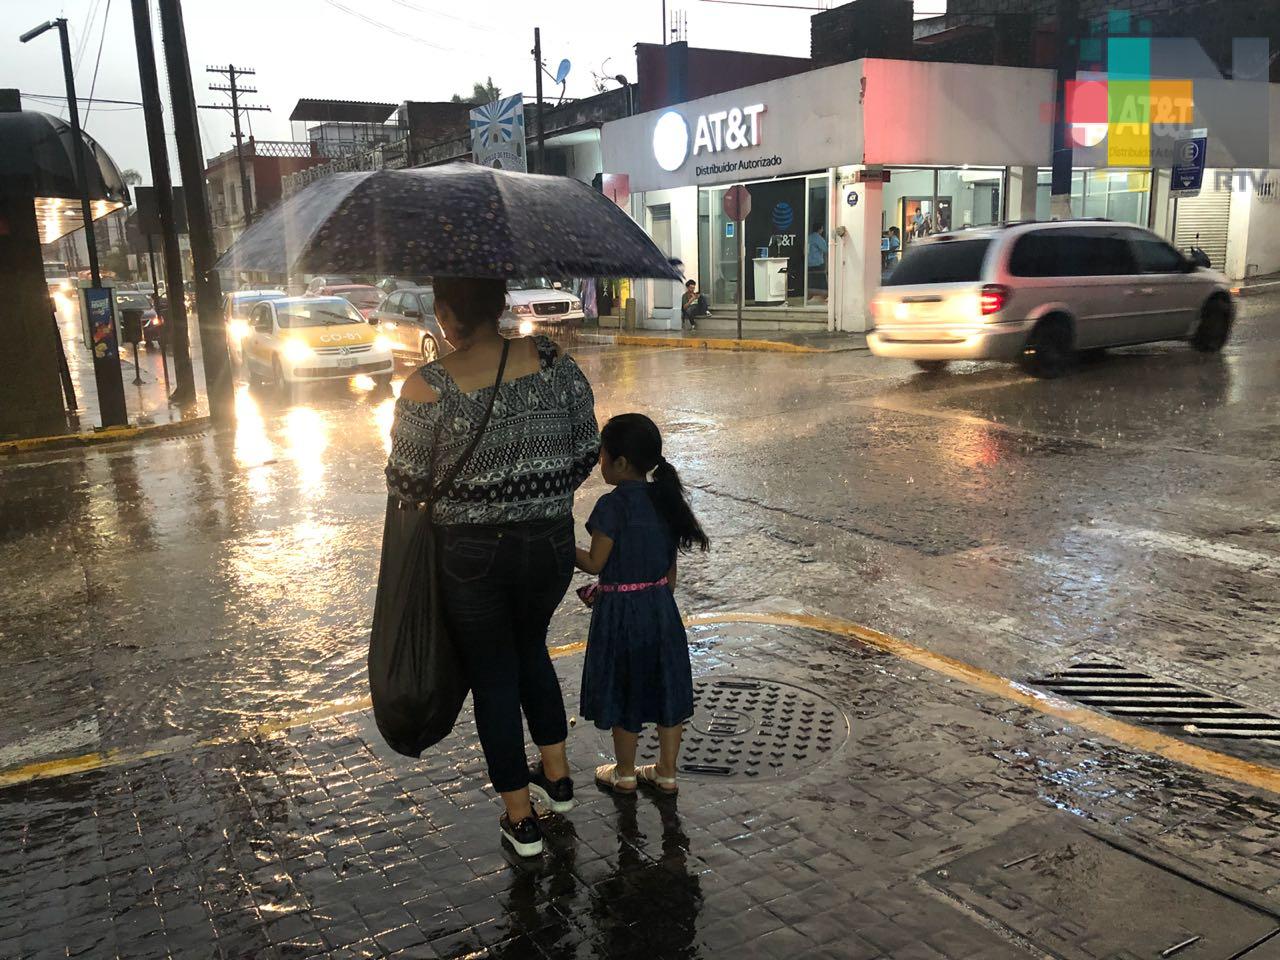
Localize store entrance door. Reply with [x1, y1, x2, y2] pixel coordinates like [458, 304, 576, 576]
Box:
[650, 206, 674, 310]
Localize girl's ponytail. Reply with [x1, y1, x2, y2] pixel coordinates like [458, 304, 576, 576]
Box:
[651, 456, 710, 553]
[600, 414, 710, 554]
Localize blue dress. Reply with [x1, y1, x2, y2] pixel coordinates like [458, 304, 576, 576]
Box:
[580, 481, 694, 733]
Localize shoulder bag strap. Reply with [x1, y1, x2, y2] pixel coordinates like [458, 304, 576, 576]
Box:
[426, 338, 510, 506]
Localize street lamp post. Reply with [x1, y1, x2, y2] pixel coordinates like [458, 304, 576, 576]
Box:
[20, 17, 128, 428]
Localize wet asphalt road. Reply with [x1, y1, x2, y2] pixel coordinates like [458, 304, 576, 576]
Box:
[1, 294, 1277, 771]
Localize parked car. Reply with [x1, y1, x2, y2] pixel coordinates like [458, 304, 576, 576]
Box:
[369, 286, 450, 362]
[315, 284, 384, 320]
[224, 289, 290, 363]
[375, 276, 431, 295]
[501, 277, 585, 336]
[305, 275, 353, 295]
[241, 296, 394, 390]
[113, 289, 163, 348]
[868, 220, 1234, 378]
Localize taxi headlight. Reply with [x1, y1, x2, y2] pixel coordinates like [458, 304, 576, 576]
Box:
[373, 334, 394, 353]
[282, 338, 313, 364]
[512, 304, 533, 316]
[518, 319, 534, 337]
[227, 319, 251, 343]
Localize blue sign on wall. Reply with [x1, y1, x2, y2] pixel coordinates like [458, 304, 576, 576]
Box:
[1171, 136, 1207, 198]
[847, 190, 859, 207]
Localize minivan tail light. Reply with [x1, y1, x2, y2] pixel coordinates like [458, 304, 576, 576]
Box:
[980, 284, 1009, 317]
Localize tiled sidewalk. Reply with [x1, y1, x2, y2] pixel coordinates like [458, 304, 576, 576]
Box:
[3, 622, 1280, 959]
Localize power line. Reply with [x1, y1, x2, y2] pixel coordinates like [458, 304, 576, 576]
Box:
[382, 0, 499, 33]
[72, 0, 104, 79]
[83, 0, 114, 128]
[23, 93, 144, 105]
[321, 0, 453, 50]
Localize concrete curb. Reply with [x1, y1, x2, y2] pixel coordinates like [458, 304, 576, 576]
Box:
[0, 416, 214, 457]
[583, 332, 869, 354]
[1237, 280, 1280, 297]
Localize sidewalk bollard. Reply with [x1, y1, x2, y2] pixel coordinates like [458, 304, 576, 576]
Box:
[121, 308, 144, 386]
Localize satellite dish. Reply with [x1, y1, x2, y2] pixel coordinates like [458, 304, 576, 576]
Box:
[554, 59, 571, 85]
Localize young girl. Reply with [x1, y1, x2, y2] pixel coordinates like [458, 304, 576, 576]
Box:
[575, 413, 709, 795]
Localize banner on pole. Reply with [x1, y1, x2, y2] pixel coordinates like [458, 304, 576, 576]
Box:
[470, 94, 528, 172]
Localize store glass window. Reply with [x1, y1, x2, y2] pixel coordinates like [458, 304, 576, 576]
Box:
[697, 174, 829, 309]
[806, 179, 829, 304]
[936, 169, 1003, 230]
[1034, 169, 1150, 225]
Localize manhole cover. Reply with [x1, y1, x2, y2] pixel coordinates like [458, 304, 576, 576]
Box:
[928, 819, 1280, 959]
[1031, 661, 1280, 741]
[595, 677, 848, 781]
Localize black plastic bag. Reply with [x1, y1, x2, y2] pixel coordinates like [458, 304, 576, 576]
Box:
[368, 497, 469, 757]
[368, 340, 509, 758]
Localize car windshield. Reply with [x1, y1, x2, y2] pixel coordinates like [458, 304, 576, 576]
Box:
[884, 238, 993, 286]
[230, 294, 286, 317]
[276, 300, 364, 328]
[338, 289, 383, 309]
[508, 277, 555, 291]
[114, 292, 152, 309]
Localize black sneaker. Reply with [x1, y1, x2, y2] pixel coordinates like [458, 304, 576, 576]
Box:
[527, 763, 575, 814]
[500, 813, 544, 858]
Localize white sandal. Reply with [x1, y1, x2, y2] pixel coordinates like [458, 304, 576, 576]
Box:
[636, 765, 679, 794]
[594, 764, 637, 794]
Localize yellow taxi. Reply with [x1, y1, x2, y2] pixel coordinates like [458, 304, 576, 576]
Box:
[239, 296, 395, 389]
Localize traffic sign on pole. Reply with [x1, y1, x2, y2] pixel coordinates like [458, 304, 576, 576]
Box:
[723, 184, 752, 221]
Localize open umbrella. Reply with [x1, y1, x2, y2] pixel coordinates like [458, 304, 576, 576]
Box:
[0, 110, 131, 242]
[216, 163, 681, 281]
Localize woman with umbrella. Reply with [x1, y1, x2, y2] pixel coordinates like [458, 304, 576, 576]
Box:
[217, 164, 681, 857]
[387, 277, 599, 857]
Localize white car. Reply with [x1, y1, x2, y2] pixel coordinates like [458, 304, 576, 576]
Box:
[501, 278, 584, 336]
[241, 296, 395, 389]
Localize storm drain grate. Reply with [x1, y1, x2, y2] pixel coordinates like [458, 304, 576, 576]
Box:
[595, 677, 849, 781]
[1032, 661, 1280, 741]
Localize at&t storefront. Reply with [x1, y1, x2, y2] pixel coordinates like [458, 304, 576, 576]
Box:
[601, 59, 1057, 333]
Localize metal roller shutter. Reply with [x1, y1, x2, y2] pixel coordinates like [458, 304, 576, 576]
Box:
[1173, 179, 1231, 270]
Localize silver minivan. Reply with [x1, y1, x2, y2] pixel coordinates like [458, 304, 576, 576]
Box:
[868, 220, 1235, 377]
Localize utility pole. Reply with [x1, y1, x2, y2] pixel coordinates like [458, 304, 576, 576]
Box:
[157, 0, 234, 423]
[201, 64, 268, 228]
[129, 0, 195, 402]
[1050, 0, 1081, 219]
[532, 28, 545, 174]
[662, 0, 667, 43]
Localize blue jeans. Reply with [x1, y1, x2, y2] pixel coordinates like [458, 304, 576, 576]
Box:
[439, 517, 575, 793]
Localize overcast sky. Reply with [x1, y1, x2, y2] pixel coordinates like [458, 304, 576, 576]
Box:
[4, 0, 941, 186]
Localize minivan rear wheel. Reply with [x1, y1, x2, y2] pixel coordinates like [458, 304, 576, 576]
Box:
[1192, 297, 1232, 352]
[913, 360, 949, 374]
[1020, 317, 1073, 379]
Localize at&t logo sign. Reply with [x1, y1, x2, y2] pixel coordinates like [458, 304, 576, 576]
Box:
[653, 103, 766, 172]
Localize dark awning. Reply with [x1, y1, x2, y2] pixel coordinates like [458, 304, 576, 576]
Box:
[289, 99, 398, 124]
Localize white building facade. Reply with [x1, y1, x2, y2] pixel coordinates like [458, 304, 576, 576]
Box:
[601, 58, 1280, 334]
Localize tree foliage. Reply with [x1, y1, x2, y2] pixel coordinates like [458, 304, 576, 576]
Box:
[451, 78, 501, 106]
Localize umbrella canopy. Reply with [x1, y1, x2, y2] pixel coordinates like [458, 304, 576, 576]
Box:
[0, 110, 131, 243]
[0, 110, 130, 203]
[217, 163, 682, 281]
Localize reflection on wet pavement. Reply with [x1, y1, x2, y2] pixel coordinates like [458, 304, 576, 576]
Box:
[0, 299, 1278, 768]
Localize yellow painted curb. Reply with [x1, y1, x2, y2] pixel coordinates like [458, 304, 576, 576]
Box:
[0, 640, 589, 789]
[687, 611, 1280, 797]
[614, 334, 822, 354]
[0, 416, 213, 456]
[2, 615, 1276, 799]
